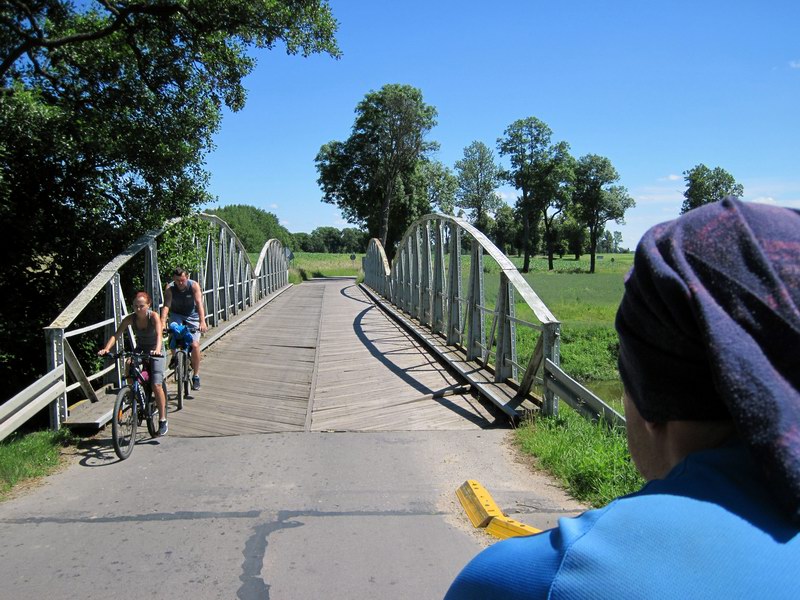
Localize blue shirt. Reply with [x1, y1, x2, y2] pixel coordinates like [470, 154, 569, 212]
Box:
[445, 443, 800, 599]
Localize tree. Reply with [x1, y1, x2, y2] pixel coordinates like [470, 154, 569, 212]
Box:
[497, 117, 572, 272]
[421, 160, 457, 215]
[571, 154, 635, 273]
[292, 232, 314, 252]
[340, 228, 368, 253]
[612, 231, 623, 253]
[559, 215, 588, 260]
[316, 84, 438, 253]
[598, 230, 614, 253]
[454, 141, 503, 234]
[534, 141, 575, 270]
[311, 226, 343, 253]
[207, 205, 293, 252]
[0, 1, 339, 399]
[493, 204, 519, 255]
[681, 164, 744, 214]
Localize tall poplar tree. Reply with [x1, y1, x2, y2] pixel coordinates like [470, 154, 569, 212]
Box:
[454, 141, 502, 234]
[571, 154, 635, 273]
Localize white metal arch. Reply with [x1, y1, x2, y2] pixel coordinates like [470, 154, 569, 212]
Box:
[363, 213, 625, 426]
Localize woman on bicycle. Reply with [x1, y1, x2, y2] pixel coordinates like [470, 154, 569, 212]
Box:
[98, 291, 169, 436]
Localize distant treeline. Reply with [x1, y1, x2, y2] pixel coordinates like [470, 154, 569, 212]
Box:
[208, 204, 369, 254]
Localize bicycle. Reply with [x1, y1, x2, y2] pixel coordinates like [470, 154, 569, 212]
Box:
[168, 321, 196, 410]
[109, 350, 167, 460]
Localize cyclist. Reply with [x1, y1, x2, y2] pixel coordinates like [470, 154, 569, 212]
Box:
[161, 267, 207, 390]
[98, 290, 168, 435]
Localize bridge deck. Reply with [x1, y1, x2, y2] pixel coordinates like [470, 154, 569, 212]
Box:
[166, 278, 503, 436]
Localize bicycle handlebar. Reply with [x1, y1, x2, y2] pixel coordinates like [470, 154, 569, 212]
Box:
[106, 350, 163, 359]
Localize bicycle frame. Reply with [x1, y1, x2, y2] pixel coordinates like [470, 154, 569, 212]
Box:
[168, 323, 196, 410]
[109, 350, 160, 459]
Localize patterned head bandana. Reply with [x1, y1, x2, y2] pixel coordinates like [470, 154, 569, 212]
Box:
[616, 197, 800, 520]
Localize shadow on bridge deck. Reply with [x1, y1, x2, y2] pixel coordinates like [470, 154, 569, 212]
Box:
[166, 278, 506, 436]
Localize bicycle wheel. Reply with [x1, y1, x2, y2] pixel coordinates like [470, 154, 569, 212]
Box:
[184, 353, 192, 398]
[175, 351, 185, 410]
[145, 386, 160, 438]
[112, 387, 137, 460]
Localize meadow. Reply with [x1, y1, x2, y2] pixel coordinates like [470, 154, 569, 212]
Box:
[249, 252, 365, 283]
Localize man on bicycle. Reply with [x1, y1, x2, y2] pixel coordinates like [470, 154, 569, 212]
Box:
[161, 267, 207, 390]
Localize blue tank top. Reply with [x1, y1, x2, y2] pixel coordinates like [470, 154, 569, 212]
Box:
[168, 279, 198, 318]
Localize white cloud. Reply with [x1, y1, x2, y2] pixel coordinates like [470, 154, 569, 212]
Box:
[790, 60, 800, 69]
[280, 220, 290, 226]
[751, 196, 777, 205]
[496, 187, 518, 203]
[657, 174, 682, 182]
[270, 203, 279, 209]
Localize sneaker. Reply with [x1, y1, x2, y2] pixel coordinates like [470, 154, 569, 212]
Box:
[191, 375, 201, 390]
[158, 420, 168, 436]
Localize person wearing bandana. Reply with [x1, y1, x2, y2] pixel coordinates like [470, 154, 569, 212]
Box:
[446, 198, 800, 599]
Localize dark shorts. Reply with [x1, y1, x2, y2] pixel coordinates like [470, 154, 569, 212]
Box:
[133, 351, 165, 386]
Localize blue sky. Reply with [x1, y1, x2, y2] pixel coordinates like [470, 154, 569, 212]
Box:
[203, 1, 800, 248]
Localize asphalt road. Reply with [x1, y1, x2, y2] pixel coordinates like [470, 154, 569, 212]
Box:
[0, 429, 584, 599]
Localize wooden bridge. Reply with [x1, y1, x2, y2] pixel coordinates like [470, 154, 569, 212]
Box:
[0, 213, 624, 443]
[167, 277, 502, 436]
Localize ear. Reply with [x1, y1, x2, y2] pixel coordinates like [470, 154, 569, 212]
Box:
[643, 419, 666, 436]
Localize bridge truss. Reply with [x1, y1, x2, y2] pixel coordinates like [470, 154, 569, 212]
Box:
[0, 213, 290, 441]
[363, 214, 625, 426]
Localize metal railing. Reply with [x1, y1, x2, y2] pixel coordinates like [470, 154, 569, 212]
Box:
[0, 213, 290, 442]
[363, 214, 625, 428]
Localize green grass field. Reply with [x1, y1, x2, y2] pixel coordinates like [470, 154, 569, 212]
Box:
[249, 252, 365, 283]
[473, 253, 632, 411]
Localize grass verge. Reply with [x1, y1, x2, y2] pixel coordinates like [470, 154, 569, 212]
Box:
[515, 406, 644, 508]
[0, 429, 77, 500]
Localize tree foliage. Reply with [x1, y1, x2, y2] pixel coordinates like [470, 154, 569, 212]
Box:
[454, 141, 503, 234]
[0, 1, 339, 399]
[157, 215, 215, 279]
[207, 205, 293, 252]
[681, 164, 744, 214]
[497, 117, 573, 272]
[291, 227, 368, 253]
[493, 203, 519, 255]
[421, 160, 457, 215]
[571, 154, 635, 273]
[315, 83, 438, 255]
